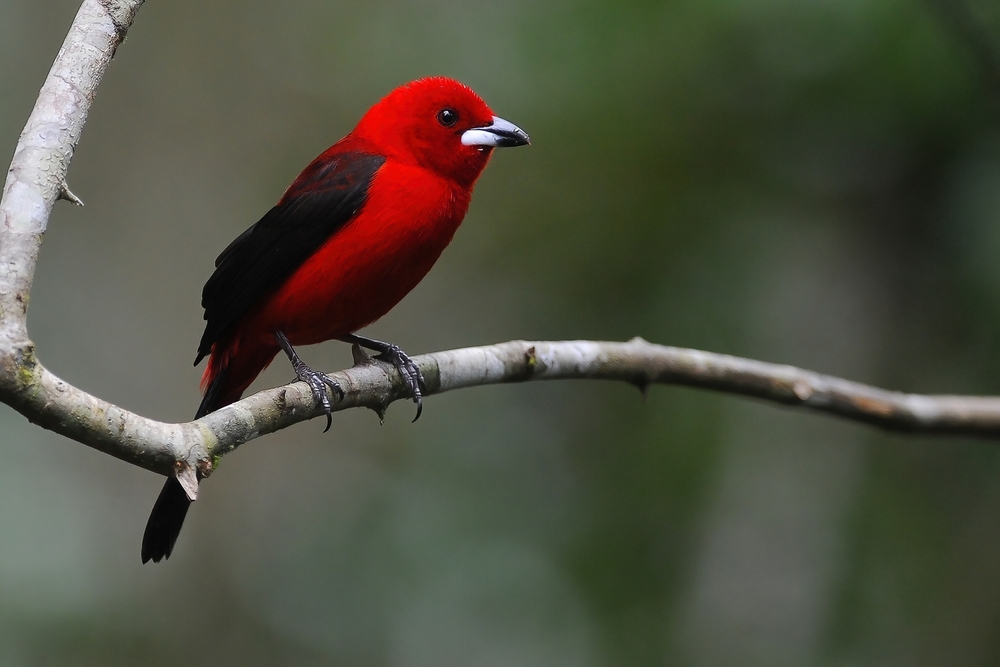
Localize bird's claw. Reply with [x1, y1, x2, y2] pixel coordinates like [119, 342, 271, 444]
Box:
[291, 362, 344, 432]
[276, 330, 345, 432]
[375, 344, 425, 422]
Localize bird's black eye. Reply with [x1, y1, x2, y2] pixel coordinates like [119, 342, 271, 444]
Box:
[437, 108, 458, 127]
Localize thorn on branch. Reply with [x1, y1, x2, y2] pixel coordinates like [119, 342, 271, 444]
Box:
[174, 462, 199, 502]
[352, 343, 372, 366]
[793, 381, 814, 401]
[58, 181, 84, 207]
[634, 379, 650, 401]
[351, 343, 390, 422]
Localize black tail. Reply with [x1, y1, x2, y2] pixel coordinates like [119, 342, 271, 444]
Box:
[141, 476, 191, 563]
[141, 365, 230, 563]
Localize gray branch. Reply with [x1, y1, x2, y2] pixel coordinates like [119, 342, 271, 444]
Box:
[2, 2, 1000, 491]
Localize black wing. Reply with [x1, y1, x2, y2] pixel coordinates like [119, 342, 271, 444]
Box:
[195, 151, 386, 364]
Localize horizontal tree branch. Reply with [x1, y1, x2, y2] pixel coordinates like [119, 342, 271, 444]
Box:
[9, 337, 1000, 485]
[204, 337, 1000, 447]
[3, 0, 1000, 493]
[205, 338, 1000, 446]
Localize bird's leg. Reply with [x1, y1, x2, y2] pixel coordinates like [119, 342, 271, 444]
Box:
[339, 333, 425, 422]
[275, 330, 344, 433]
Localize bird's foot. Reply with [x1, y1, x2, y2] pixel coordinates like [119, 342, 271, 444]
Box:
[276, 330, 344, 432]
[340, 334, 425, 422]
[375, 344, 424, 422]
[295, 365, 345, 433]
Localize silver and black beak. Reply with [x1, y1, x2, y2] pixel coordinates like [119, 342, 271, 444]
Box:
[461, 116, 530, 148]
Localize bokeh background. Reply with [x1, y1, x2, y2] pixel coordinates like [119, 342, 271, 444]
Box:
[2, 0, 1000, 664]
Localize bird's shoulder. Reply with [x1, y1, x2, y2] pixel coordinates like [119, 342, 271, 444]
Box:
[278, 140, 386, 204]
[195, 146, 386, 364]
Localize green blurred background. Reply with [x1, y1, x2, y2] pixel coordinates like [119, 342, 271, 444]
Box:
[3, 0, 1000, 664]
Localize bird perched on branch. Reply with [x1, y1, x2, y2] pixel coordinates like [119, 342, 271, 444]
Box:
[141, 76, 529, 563]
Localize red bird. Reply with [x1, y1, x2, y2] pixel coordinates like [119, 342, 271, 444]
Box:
[141, 77, 529, 563]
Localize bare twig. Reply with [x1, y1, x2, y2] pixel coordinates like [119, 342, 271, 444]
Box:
[4, 0, 1000, 494]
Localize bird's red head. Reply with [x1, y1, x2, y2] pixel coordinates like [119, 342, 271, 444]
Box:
[351, 77, 529, 189]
